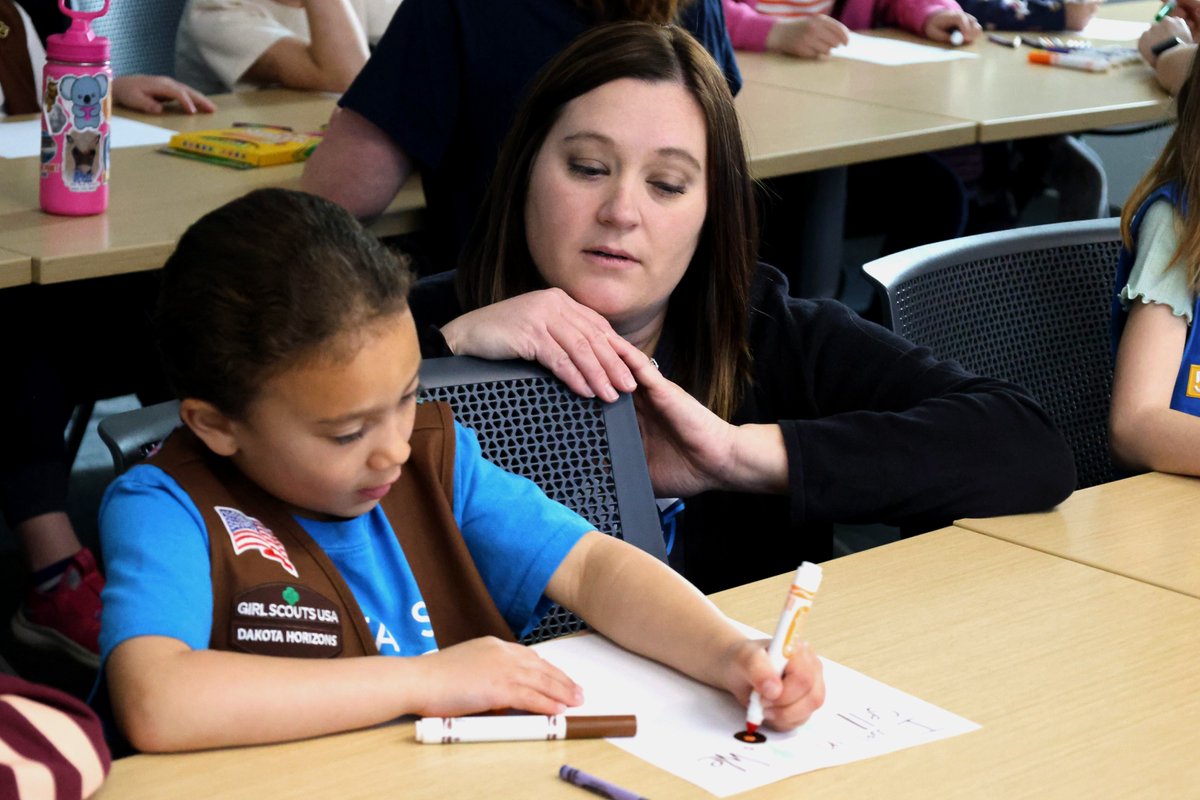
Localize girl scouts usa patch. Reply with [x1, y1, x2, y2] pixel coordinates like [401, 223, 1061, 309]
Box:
[230, 583, 343, 657]
[215, 506, 299, 577]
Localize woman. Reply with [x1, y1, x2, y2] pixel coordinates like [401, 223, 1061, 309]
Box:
[410, 22, 1076, 593]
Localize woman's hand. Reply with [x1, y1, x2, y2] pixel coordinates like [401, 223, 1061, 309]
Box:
[112, 75, 215, 115]
[616, 340, 788, 498]
[765, 15, 851, 58]
[922, 10, 981, 43]
[439, 289, 636, 402]
[723, 638, 825, 731]
[412, 637, 584, 718]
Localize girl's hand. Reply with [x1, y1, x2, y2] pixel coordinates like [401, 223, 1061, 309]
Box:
[412, 637, 584, 718]
[1167, 0, 1200, 36]
[1139, 16, 1192, 65]
[922, 10, 981, 44]
[765, 15, 851, 58]
[439, 289, 636, 403]
[724, 639, 825, 731]
[112, 75, 215, 115]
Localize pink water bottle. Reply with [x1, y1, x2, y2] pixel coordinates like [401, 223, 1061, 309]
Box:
[39, 0, 112, 216]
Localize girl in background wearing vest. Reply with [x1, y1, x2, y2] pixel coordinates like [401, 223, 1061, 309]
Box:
[97, 188, 825, 753]
[1110, 47, 1200, 475]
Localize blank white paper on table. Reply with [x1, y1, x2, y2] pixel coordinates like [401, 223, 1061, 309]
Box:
[1080, 18, 1150, 42]
[830, 32, 979, 65]
[534, 627, 979, 797]
[0, 117, 176, 159]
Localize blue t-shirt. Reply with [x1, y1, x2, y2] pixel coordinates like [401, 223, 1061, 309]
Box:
[98, 422, 593, 662]
[339, 0, 741, 271]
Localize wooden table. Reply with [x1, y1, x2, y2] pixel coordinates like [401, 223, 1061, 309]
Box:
[94, 528, 1200, 799]
[736, 82, 974, 177]
[0, 246, 32, 289]
[0, 90, 425, 284]
[738, 1, 1171, 142]
[958, 471, 1200, 599]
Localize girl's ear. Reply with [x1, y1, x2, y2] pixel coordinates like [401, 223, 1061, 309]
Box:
[179, 398, 240, 457]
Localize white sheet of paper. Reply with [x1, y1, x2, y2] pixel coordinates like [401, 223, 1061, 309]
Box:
[830, 32, 978, 65]
[1081, 18, 1150, 42]
[534, 628, 980, 797]
[0, 117, 177, 159]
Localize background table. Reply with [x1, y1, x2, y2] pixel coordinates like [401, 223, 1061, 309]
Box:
[0, 247, 32, 289]
[958, 471, 1200, 599]
[95, 528, 1200, 799]
[0, 91, 425, 284]
[736, 82, 974, 177]
[738, 1, 1170, 142]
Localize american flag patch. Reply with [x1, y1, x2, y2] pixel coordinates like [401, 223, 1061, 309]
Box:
[215, 506, 299, 578]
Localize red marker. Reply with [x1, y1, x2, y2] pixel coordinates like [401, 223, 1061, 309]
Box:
[745, 562, 823, 734]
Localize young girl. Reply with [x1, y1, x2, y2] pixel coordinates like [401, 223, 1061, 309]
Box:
[97, 188, 825, 752]
[1110, 45, 1200, 474]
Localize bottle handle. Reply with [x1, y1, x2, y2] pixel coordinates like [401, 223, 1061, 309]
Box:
[57, 0, 111, 22]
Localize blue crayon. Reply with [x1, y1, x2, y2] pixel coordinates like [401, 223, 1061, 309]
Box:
[559, 765, 649, 800]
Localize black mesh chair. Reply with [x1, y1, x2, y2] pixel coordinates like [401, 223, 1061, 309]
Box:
[99, 356, 662, 643]
[862, 218, 1122, 490]
[72, 0, 188, 77]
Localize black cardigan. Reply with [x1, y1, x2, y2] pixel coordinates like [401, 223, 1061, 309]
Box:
[411, 264, 1075, 593]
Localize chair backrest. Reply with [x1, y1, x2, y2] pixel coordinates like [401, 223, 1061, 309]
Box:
[98, 356, 663, 643]
[863, 218, 1122, 491]
[71, 0, 188, 77]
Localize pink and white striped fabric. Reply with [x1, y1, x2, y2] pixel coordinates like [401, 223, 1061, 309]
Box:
[0, 675, 111, 800]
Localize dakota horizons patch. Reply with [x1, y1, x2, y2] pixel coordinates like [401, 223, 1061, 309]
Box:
[230, 583, 343, 658]
[215, 506, 299, 577]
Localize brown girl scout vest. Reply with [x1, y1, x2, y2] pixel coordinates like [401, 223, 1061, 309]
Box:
[149, 401, 515, 658]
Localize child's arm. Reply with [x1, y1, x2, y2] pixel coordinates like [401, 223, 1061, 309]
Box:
[241, 0, 370, 92]
[1110, 301, 1200, 473]
[107, 633, 582, 752]
[548, 533, 825, 731]
[722, 0, 851, 58]
[112, 76, 215, 115]
[1140, 17, 1195, 94]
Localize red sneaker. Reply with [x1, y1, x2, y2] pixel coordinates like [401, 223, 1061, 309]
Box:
[11, 548, 104, 669]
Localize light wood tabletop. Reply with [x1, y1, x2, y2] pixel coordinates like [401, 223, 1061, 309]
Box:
[0, 91, 425, 284]
[958, 471, 1200, 599]
[737, 81, 975, 177]
[0, 246, 32, 289]
[738, 1, 1171, 142]
[95, 528, 1200, 799]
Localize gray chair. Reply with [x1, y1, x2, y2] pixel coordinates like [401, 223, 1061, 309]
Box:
[863, 218, 1122, 490]
[72, 0, 188, 77]
[99, 356, 663, 643]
